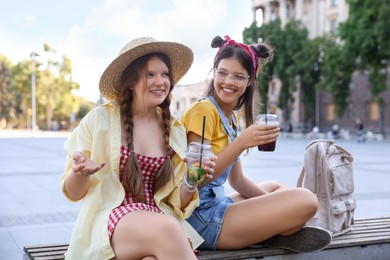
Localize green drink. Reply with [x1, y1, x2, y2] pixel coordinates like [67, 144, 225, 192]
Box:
[185, 142, 214, 190]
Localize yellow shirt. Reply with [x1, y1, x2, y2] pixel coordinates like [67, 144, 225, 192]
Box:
[181, 98, 237, 155]
[60, 102, 203, 259]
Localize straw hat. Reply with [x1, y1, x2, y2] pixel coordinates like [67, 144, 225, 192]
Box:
[99, 37, 194, 101]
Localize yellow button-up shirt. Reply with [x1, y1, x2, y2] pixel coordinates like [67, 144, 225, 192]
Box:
[60, 102, 203, 259]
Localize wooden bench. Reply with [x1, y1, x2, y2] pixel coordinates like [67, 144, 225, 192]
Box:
[24, 217, 390, 260]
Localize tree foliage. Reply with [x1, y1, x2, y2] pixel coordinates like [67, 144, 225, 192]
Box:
[0, 43, 89, 130]
[0, 55, 18, 127]
[319, 36, 353, 117]
[243, 0, 390, 131]
[10, 58, 36, 128]
[338, 0, 390, 135]
[243, 19, 321, 124]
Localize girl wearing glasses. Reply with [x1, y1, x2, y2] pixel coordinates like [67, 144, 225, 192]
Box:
[181, 35, 331, 252]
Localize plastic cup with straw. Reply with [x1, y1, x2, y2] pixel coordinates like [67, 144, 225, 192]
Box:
[256, 101, 279, 152]
[185, 116, 213, 189]
[199, 116, 206, 168]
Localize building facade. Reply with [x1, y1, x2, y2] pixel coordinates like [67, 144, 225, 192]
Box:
[171, 0, 389, 138]
[170, 81, 207, 120]
[251, 0, 390, 137]
[252, 0, 349, 38]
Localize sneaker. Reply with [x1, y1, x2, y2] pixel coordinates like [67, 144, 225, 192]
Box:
[263, 226, 332, 253]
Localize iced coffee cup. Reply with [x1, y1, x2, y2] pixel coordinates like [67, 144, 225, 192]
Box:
[184, 142, 214, 191]
[256, 114, 279, 152]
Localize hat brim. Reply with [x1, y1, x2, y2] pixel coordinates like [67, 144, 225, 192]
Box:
[99, 39, 194, 101]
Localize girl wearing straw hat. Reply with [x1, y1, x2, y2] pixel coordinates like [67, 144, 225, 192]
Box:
[181, 35, 332, 253]
[60, 37, 214, 259]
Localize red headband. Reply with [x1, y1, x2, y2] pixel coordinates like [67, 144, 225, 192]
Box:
[214, 35, 259, 78]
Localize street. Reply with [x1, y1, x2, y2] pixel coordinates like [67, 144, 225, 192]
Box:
[0, 133, 389, 259]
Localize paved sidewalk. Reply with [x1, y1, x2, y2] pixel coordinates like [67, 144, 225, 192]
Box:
[0, 132, 389, 260]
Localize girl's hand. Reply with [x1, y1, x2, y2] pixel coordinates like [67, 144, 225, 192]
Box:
[199, 154, 217, 188]
[239, 124, 280, 149]
[72, 151, 106, 177]
[183, 155, 217, 189]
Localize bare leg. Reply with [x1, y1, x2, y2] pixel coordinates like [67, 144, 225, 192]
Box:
[230, 181, 286, 202]
[111, 211, 197, 260]
[217, 187, 318, 249]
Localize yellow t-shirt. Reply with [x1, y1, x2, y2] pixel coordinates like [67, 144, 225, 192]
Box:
[181, 98, 238, 155]
[61, 102, 202, 259]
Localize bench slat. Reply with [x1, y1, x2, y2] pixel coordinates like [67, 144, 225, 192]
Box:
[34, 256, 67, 260]
[24, 217, 390, 260]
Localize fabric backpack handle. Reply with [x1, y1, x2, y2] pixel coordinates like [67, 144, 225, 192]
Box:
[297, 167, 306, 187]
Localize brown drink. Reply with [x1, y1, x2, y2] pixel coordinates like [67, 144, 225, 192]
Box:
[258, 140, 276, 152]
[256, 114, 279, 152]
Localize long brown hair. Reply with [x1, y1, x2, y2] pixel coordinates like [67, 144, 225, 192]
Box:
[119, 53, 174, 202]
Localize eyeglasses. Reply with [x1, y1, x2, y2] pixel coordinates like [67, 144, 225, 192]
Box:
[214, 69, 250, 87]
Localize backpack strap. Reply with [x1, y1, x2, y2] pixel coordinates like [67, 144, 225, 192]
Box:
[297, 167, 305, 187]
[201, 96, 238, 142]
[297, 139, 323, 189]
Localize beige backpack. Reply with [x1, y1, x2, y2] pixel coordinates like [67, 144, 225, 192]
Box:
[297, 139, 356, 237]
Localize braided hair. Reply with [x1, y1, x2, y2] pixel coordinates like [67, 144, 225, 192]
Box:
[119, 53, 174, 202]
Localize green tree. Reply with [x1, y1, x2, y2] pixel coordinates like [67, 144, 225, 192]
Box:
[298, 37, 323, 126]
[244, 20, 280, 114]
[244, 20, 320, 128]
[0, 55, 18, 128]
[1, 44, 82, 130]
[36, 43, 80, 130]
[338, 0, 390, 136]
[10, 58, 39, 129]
[54, 55, 81, 130]
[319, 36, 353, 117]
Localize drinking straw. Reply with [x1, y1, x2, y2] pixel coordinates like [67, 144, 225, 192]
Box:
[264, 99, 268, 124]
[199, 116, 206, 166]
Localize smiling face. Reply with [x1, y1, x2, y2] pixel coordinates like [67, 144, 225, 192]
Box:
[213, 57, 250, 106]
[133, 56, 172, 109]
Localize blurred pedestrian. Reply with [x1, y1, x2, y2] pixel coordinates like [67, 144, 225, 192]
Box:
[355, 118, 365, 143]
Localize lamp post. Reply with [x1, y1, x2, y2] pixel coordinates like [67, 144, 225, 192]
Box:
[30, 52, 38, 137]
[314, 53, 323, 132]
[313, 61, 319, 130]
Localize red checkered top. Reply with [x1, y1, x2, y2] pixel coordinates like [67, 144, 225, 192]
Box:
[108, 145, 166, 237]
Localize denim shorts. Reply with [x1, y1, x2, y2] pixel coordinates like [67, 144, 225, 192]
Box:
[187, 196, 234, 250]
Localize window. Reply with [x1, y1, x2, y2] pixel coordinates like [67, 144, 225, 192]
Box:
[270, 81, 276, 95]
[286, 4, 291, 18]
[271, 10, 277, 21]
[369, 101, 379, 121]
[326, 103, 335, 121]
[330, 19, 337, 35]
[256, 8, 263, 25]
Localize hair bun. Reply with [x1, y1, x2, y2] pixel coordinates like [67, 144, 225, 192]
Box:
[211, 36, 225, 48]
[258, 45, 270, 59]
[250, 43, 273, 60]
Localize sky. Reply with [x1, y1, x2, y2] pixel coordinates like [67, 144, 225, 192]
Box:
[0, 0, 258, 102]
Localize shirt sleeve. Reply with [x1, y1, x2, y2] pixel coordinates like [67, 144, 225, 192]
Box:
[181, 100, 218, 142]
[60, 110, 95, 202]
